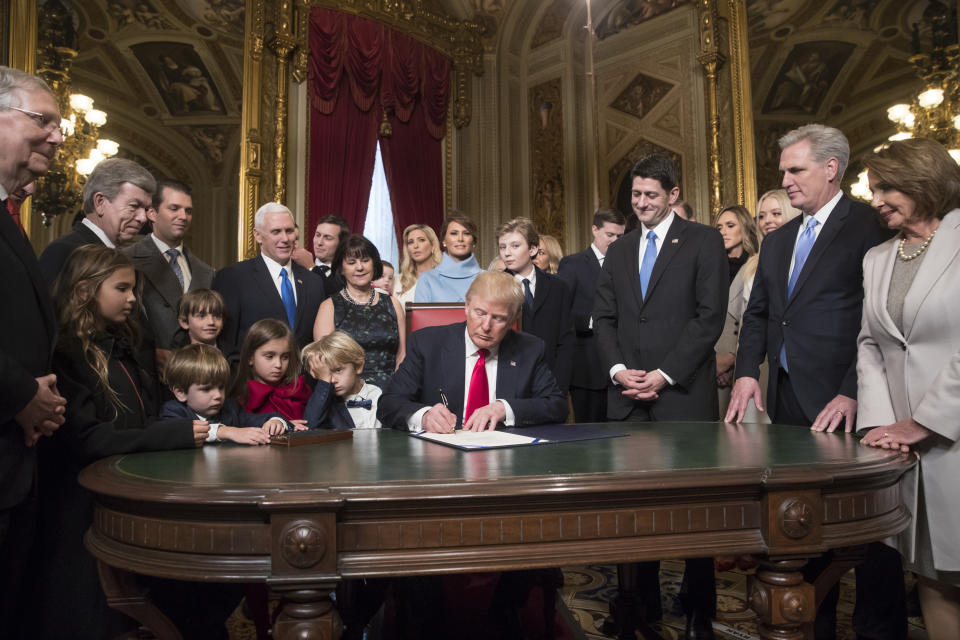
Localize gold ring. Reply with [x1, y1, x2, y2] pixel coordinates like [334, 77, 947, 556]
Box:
[835, 410, 843, 416]
[884, 432, 890, 437]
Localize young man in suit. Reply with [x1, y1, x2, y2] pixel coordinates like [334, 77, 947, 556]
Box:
[727, 124, 905, 640]
[496, 217, 574, 392]
[557, 208, 626, 422]
[378, 269, 567, 431]
[0, 66, 67, 639]
[126, 179, 214, 353]
[594, 154, 728, 639]
[38, 157, 154, 285]
[312, 214, 350, 293]
[213, 202, 326, 362]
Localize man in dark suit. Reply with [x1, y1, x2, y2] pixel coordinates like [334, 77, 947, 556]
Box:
[213, 202, 326, 361]
[125, 179, 214, 351]
[311, 214, 350, 293]
[557, 208, 626, 422]
[727, 124, 905, 640]
[594, 154, 728, 639]
[0, 65, 67, 639]
[38, 157, 154, 285]
[378, 270, 568, 431]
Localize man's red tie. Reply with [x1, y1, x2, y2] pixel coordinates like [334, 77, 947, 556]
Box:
[6, 199, 26, 236]
[464, 348, 490, 421]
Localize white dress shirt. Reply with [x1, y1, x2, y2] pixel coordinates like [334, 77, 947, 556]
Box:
[406, 329, 516, 431]
[81, 217, 116, 248]
[345, 382, 383, 429]
[787, 190, 842, 276]
[150, 233, 192, 290]
[261, 253, 298, 303]
[609, 211, 677, 386]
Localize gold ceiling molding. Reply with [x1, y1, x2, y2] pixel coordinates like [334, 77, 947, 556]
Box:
[238, 0, 484, 258]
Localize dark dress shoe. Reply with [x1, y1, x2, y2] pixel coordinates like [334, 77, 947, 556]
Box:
[684, 610, 715, 640]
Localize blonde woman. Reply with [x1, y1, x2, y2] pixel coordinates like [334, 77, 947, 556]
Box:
[533, 234, 563, 274]
[393, 224, 442, 307]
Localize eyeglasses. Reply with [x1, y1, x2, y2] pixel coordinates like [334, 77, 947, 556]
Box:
[6, 106, 62, 133]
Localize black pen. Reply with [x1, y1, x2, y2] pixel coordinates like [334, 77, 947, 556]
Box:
[437, 388, 460, 431]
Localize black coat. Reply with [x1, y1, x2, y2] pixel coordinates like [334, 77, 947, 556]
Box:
[35, 334, 195, 639]
[512, 267, 574, 392]
[212, 256, 327, 362]
[557, 247, 607, 390]
[735, 194, 889, 421]
[594, 216, 729, 420]
[0, 202, 57, 510]
[37, 220, 101, 287]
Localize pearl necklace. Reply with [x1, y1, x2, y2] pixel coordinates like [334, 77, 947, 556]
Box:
[897, 228, 937, 262]
[342, 287, 375, 306]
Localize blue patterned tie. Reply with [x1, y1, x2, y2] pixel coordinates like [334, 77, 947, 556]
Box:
[280, 267, 296, 329]
[165, 248, 184, 290]
[639, 230, 658, 299]
[522, 278, 534, 309]
[346, 398, 373, 409]
[780, 217, 819, 371]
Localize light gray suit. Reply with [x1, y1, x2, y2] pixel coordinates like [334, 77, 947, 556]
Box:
[858, 208, 960, 574]
[125, 235, 215, 348]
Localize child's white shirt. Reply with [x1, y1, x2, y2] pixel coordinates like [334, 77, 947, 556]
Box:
[344, 382, 382, 429]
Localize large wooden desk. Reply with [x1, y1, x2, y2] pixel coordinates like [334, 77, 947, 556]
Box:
[80, 422, 914, 640]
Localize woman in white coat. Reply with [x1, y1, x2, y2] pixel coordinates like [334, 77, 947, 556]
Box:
[858, 137, 960, 640]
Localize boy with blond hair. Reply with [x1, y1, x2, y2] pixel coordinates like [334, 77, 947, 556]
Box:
[302, 331, 382, 430]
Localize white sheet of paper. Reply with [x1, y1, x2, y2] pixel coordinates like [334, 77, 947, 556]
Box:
[414, 430, 542, 449]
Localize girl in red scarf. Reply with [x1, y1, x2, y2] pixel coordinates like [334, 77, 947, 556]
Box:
[232, 318, 310, 420]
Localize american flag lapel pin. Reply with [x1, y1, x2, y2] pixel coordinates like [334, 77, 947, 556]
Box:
[510, 360, 517, 367]
[671, 239, 679, 244]
[297, 279, 303, 284]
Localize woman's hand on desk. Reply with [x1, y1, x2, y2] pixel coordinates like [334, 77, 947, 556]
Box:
[861, 418, 932, 452]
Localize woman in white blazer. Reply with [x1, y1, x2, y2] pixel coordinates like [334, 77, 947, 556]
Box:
[857, 138, 960, 640]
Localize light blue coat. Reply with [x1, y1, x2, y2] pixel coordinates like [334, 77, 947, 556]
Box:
[413, 253, 483, 303]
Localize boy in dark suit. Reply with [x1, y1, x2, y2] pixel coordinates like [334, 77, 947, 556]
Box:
[496, 217, 574, 392]
[301, 331, 382, 431]
[160, 344, 287, 443]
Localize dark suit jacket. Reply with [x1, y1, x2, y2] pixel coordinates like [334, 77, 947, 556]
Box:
[557, 247, 607, 390]
[160, 397, 283, 428]
[735, 194, 889, 422]
[594, 216, 728, 420]
[377, 323, 568, 429]
[37, 220, 102, 287]
[125, 236, 215, 349]
[302, 380, 354, 431]
[312, 264, 345, 294]
[513, 266, 574, 392]
[0, 201, 58, 509]
[212, 255, 327, 361]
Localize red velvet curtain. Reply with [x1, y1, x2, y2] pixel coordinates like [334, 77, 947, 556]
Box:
[307, 8, 450, 243]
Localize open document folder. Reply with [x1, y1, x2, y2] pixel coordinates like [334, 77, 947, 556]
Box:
[410, 423, 627, 451]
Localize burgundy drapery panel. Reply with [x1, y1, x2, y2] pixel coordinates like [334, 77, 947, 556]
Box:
[307, 8, 450, 245]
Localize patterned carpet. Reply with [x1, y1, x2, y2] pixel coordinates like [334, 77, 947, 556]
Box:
[226, 563, 930, 639]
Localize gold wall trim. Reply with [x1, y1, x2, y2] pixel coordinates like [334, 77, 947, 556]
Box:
[9, 0, 38, 244]
[697, 0, 724, 219]
[727, 0, 756, 212]
[238, 0, 266, 260]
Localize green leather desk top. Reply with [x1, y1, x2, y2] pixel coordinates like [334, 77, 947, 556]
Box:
[87, 423, 899, 497]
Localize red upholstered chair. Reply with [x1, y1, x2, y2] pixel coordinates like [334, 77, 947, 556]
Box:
[405, 302, 521, 338]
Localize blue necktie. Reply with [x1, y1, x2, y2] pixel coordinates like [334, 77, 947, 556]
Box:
[780, 217, 819, 371]
[346, 398, 373, 409]
[280, 267, 296, 329]
[639, 230, 658, 299]
[522, 278, 534, 309]
[165, 248, 184, 290]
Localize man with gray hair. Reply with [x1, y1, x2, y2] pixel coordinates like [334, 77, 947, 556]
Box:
[213, 202, 327, 360]
[726, 124, 903, 639]
[38, 156, 155, 285]
[0, 65, 66, 639]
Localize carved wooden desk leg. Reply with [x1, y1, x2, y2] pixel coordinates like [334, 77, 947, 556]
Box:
[273, 586, 343, 640]
[749, 557, 815, 640]
[96, 560, 183, 640]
